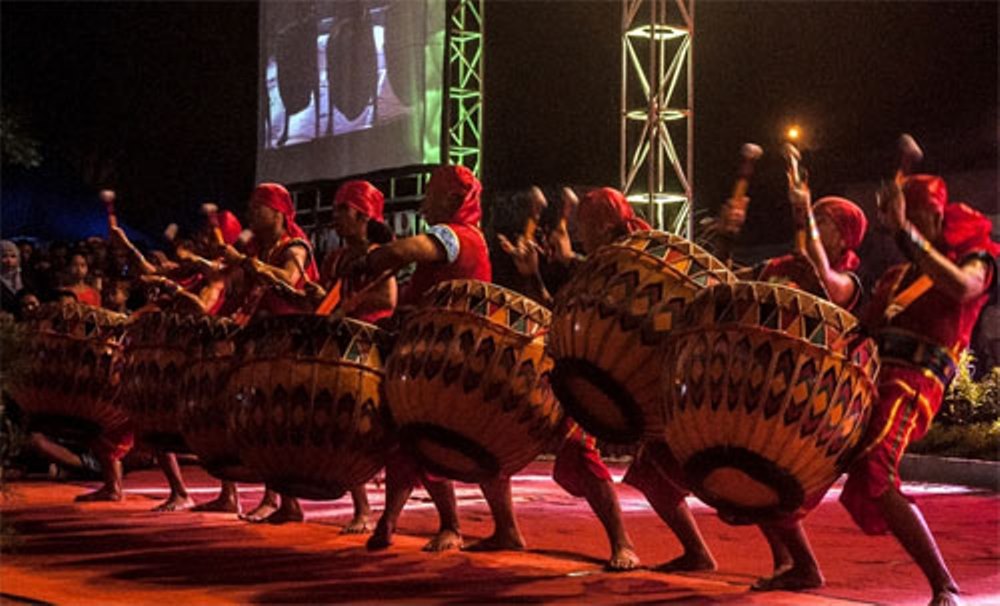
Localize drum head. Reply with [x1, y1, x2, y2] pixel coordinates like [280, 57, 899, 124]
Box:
[683, 445, 806, 524]
[399, 423, 501, 484]
[551, 358, 644, 445]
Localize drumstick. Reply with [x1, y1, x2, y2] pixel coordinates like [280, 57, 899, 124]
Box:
[722, 143, 763, 237]
[894, 133, 923, 187]
[99, 189, 118, 231]
[323, 269, 396, 319]
[202, 203, 227, 246]
[315, 279, 343, 315]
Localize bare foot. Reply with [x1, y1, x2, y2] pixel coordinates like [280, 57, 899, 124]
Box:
[192, 494, 242, 514]
[151, 494, 195, 512]
[366, 519, 394, 551]
[75, 486, 123, 502]
[340, 515, 371, 535]
[752, 566, 824, 591]
[464, 532, 527, 552]
[929, 588, 964, 606]
[263, 507, 304, 525]
[422, 529, 463, 552]
[606, 545, 641, 571]
[239, 501, 278, 523]
[653, 551, 717, 573]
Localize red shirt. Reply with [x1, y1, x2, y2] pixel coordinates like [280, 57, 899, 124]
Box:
[401, 223, 492, 306]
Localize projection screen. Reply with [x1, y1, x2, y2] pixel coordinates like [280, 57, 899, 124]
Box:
[256, 0, 445, 184]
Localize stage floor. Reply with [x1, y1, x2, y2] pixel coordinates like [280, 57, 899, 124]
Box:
[2, 460, 997, 605]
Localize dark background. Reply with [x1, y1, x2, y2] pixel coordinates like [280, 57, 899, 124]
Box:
[2, 1, 996, 245]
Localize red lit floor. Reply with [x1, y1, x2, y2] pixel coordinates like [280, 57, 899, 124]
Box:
[2, 460, 997, 605]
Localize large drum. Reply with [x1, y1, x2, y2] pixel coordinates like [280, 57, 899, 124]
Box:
[178, 316, 259, 483]
[662, 281, 879, 523]
[550, 231, 736, 445]
[387, 280, 563, 483]
[228, 315, 391, 500]
[7, 302, 128, 442]
[121, 311, 197, 452]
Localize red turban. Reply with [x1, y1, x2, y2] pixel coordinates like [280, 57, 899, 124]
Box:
[249, 183, 318, 280]
[217, 210, 243, 246]
[251, 182, 309, 242]
[814, 196, 867, 272]
[902, 174, 948, 217]
[903, 175, 999, 260]
[578, 187, 651, 236]
[335, 180, 385, 223]
[426, 165, 482, 226]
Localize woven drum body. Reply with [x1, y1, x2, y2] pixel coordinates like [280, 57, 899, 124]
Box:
[662, 281, 880, 524]
[178, 316, 259, 482]
[8, 303, 128, 442]
[386, 280, 563, 483]
[229, 315, 390, 500]
[550, 231, 735, 445]
[121, 311, 196, 452]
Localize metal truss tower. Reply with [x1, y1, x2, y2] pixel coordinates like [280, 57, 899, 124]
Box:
[620, 0, 694, 236]
[446, 0, 484, 176]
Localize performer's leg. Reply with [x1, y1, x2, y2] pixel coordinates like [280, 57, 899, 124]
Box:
[29, 433, 85, 469]
[422, 478, 463, 552]
[266, 493, 304, 524]
[879, 487, 960, 606]
[554, 433, 639, 570]
[341, 484, 372, 534]
[368, 453, 419, 550]
[152, 452, 195, 512]
[75, 454, 123, 502]
[192, 481, 242, 513]
[624, 444, 715, 572]
[465, 476, 526, 551]
[757, 524, 793, 576]
[647, 500, 716, 572]
[581, 474, 640, 570]
[240, 485, 280, 522]
[751, 521, 823, 591]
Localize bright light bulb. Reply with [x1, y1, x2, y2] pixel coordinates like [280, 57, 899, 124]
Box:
[787, 126, 801, 141]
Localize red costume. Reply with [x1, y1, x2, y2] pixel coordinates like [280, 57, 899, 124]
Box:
[321, 180, 394, 324]
[553, 188, 645, 497]
[841, 175, 999, 534]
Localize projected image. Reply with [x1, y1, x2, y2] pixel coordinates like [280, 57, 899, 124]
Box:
[258, 0, 443, 184]
[263, 1, 422, 148]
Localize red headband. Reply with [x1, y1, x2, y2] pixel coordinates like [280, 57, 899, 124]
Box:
[426, 165, 482, 225]
[814, 196, 867, 272]
[217, 210, 243, 246]
[335, 180, 385, 223]
[578, 187, 651, 235]
[251, 182, 309, 241]
[903, 174, 948, 217]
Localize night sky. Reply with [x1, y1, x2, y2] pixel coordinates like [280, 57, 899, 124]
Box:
[2, 1, 996, 243]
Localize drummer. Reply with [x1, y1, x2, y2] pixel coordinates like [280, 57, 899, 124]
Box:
[220, 182, 320, 524]
[837, 176, 996, 606]
[499, 186, 646, 570]
[318, 179, 398, 533]
[110, 207, 246, 513]
[353, 164, 490, 552]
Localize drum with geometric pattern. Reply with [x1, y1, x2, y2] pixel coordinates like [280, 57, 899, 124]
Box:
[228, 315, 391, 500]
[8, 302, 129, 443]
[177, 316, 259, 483]
[661, 281, 880, 523]
[386, 280, 563, 483]
[121, 310, 197, 453]
[550, 231, 736, 445]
